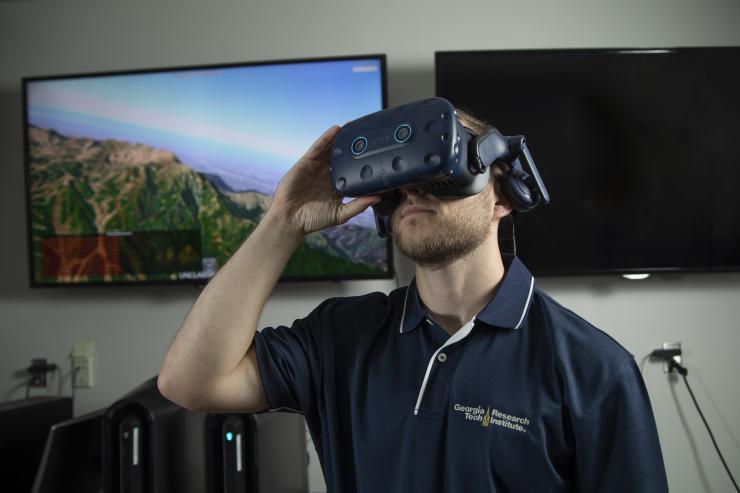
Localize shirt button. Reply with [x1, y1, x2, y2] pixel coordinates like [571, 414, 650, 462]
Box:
[437, 352, 447, 363]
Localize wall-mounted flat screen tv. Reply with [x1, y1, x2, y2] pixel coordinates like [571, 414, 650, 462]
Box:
[436, 47, 740, 276]
[24, 55, 391, 286]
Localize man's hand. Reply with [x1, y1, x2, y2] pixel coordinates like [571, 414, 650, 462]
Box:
[266, 125, 380, 235]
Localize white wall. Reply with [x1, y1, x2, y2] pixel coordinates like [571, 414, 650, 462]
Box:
[1, 1, 739, 492]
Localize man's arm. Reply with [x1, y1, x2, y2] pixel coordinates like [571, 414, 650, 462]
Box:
[157, 214, 303, 412]
[574, 358, 669, 492]
[157, 125, 379, 413]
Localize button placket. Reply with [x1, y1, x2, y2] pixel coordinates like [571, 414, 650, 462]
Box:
[413, 317, 476, 416]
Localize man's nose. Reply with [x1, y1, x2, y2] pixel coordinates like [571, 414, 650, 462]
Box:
[399, 185, 426, 198]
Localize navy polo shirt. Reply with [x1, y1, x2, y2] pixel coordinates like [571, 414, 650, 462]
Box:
[253, 255, 668, 492]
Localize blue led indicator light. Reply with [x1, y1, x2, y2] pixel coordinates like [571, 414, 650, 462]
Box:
[226, 431, 234, 441]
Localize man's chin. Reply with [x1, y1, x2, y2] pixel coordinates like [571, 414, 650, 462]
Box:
[393, 230, 440, 260]
[393, 212, 436, 232]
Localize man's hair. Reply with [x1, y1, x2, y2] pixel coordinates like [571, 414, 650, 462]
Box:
[455, 107, 493, 136]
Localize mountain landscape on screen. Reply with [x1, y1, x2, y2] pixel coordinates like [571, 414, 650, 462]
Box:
[28, 126, 387, 284]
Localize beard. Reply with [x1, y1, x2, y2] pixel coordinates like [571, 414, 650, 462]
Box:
[391, 187, 494, 270]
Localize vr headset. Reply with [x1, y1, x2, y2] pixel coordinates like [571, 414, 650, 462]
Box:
[330, 97, 550, 237]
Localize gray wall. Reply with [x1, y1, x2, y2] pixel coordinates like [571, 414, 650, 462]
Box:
[1, 0, 739, 492]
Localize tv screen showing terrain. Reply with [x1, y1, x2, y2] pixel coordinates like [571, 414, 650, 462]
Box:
[23, 55, 391, 286]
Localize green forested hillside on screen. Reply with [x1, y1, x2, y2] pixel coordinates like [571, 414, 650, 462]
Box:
[28, 126, 384, 283]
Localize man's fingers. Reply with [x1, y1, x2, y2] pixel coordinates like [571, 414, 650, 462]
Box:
[338, 195, 381, 224]
[301, 125, 341, 162]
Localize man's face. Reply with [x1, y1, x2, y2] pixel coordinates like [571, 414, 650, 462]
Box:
[390, 182, 498, 270]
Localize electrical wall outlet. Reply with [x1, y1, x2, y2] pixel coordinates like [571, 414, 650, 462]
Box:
[71, 356, 94, 388]
[70, 338, 95, 388]
[662, 341, 682, 373]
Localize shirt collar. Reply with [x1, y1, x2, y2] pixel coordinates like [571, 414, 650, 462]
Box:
[399, 255, 535, 334]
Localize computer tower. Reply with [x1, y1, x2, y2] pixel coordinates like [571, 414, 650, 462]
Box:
[202, 411, 308, 493]
[249, 411, 308, 493]
[102, 377, 182, 493]
[103, 376, 309, 493]
[0, 396, 73, 493]
[205, 413, 252, 493]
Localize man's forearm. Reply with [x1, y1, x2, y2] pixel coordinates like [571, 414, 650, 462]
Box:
[158, 211, 303, 405]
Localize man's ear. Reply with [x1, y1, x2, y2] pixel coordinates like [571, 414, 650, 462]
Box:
[490, 162, 513, 221]
[494, 195, 513, 221]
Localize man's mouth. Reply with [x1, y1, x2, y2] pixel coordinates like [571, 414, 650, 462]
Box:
[401, 205, 435, 218]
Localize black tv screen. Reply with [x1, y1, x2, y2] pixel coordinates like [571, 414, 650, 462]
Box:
[436, 47, 740, 276]
[23, 55, 391, 286]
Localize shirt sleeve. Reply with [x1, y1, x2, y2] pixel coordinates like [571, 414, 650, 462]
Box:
[251, 301, 328, 420]
[574, 358, 669, 493]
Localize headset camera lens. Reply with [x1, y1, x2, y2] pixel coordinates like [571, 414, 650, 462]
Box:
[352, 137, 368, 154]
[395, 124, 412, 142]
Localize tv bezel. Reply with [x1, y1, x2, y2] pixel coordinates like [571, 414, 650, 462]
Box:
[435, 46, 740, 277]
[22, 54, 393, 288]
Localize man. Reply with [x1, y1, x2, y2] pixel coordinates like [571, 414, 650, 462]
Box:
[158, 109, 669, 492]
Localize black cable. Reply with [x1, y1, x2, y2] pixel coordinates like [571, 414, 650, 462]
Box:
[651, 353, 740, 491]
[53, 367, 63, 396]
[679, 368, 740, 492]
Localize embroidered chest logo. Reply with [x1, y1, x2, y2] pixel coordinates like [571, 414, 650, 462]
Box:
[453, 403, 530, 433]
